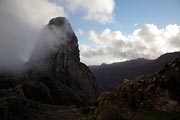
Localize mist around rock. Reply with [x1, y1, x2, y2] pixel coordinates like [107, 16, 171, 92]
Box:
[28, 17, 76, 71]
[0, 15, 71, 73]
[0, 16, 100, 120]
[0, 0, 67, 72]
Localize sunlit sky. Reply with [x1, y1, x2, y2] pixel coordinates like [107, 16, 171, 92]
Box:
[67, 0, 180, 36]
[64, 0, 180, 65]
[0, 0, 180, 65]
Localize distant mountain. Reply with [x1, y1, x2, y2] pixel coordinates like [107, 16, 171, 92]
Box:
[89, 51, 180, 90]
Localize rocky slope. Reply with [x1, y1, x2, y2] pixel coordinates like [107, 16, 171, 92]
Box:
[90, 51, 180, 90]
[90, 58, 180, 119]
[0, 17, 99, 120]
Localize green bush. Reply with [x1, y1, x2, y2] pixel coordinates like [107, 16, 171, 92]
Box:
[98, 105, 126, 120]
[87, 116, 97, 120]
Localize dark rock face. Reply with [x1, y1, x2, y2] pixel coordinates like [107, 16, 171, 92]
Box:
[27, 17, 99, 105]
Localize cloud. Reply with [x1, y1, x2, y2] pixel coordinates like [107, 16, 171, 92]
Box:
[61, 0, 115, 23]
[0, 0, 65, 70]
[134, 23, 138, 27]
[30, 18, 75, 61]
[80, 24, 180, 65]
[77, 29, 84, 36]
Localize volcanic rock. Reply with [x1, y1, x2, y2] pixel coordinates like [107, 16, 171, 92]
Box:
[27, 17, 99, 105]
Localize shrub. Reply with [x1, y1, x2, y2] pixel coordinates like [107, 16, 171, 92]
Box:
[87, 116, 97, 120]
[98, 105, 126, 120]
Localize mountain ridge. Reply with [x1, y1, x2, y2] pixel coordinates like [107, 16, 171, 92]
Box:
[89, 51, 180, 90]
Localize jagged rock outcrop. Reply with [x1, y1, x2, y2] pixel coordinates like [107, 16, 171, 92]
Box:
[26, 17, 99, 105]
[91, 58, 180, 116]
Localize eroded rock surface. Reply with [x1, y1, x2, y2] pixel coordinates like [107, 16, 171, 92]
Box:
[27, 17, 99, 105]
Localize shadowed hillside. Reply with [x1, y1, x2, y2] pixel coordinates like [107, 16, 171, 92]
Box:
[90, 52, 180, 90]
[88, 58, 180, 120]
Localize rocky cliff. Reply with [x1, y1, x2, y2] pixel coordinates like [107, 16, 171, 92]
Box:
[26, 17, 99, 105]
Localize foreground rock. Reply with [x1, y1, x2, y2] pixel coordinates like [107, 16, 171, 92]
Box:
[90, 58, 180, 119]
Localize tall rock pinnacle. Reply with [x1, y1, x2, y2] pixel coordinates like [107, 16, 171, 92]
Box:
[27, 17, 99, 105]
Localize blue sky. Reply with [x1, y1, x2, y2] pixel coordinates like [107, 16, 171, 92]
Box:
[67, 0, 180, 41]
[114, 0, 180, 33]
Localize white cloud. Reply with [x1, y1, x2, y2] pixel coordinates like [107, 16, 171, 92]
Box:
[78, 29, 84, 36]
[80, 24, 180, 65]
[0, 0, 65, 69]
[5, 0, 66, 27]
[134, 23, 138, 27]
[60, 0, 115, 23]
